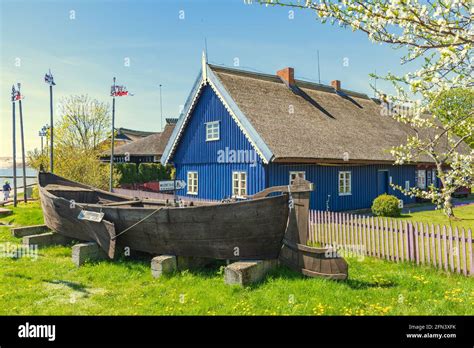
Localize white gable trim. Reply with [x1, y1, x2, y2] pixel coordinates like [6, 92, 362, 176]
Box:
[161, 64, 274, 165]
[161, 71, 205, 165]
[206, 66, 273, 163]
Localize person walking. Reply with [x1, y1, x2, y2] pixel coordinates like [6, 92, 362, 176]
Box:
[2, 181, 11, 202]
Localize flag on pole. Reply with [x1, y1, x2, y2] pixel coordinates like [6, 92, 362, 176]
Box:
[110, 78, 133, 97]
[44, 69, 56, 86]
[11, 85, 16, 102]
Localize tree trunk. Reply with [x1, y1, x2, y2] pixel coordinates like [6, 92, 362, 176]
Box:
[436, 163, 456, 219]
[444, 194, 455, 218]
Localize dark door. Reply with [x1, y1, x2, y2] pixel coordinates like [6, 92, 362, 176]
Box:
[377, 171, 389, 195]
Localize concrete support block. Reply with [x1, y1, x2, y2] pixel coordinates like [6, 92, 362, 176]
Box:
[151, 255, 177, 278]
[23, 232, 75, 248]
[12, 224, 50, 238]
[0, 208, 12, 217]
[176, 256, 213, 271]
[72, 242, 108, 267]
[224, 259, 278, 286]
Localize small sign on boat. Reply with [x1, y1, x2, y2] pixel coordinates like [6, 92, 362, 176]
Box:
[78, 210, 105, 222]
[158, 180, 186, 191]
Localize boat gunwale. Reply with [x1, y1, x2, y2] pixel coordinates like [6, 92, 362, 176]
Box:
[38, 172, 289, 211]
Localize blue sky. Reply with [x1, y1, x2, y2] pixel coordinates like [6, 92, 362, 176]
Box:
[0, 0, 416, 158]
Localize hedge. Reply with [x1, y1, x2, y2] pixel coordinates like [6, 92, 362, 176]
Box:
[115, 162, 173, 184]
[115, 163, 138, 184]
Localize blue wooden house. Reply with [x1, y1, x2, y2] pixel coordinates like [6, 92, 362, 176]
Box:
[161, 54, 438, 211]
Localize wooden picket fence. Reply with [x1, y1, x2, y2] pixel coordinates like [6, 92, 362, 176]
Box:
[308, 210, 473, 277]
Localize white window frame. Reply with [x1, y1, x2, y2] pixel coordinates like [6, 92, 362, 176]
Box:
[338, 171, 352, 196]
[187, 171, 198, 195]
[232, 171, 247, 198]
[416, 170, 426, 189]
[205, 121, 220, 141]
[289, 171, 306, 185]
[405, 180, 410, 191]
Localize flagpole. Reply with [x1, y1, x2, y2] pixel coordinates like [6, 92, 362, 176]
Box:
[11, 86, 17, 207]
[18, 84, 27, 203]
[109, 78, 116, 192]
[49, 83, 54, 173]
[159, 84, 163, 131]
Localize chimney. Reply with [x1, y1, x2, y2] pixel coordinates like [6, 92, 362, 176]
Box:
[331, 80, 341, 91]
[277, 67, 295, 86]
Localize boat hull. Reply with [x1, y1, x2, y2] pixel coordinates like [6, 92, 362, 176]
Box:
[38, 173, 289, 260]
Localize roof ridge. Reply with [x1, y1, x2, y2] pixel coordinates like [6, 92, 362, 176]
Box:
[208, 64, 370, 100]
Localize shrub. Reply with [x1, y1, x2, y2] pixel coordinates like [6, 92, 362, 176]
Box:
[371, 194, 402, 217]
[138, 163, 170, 183]
[116, 163, 137, 184]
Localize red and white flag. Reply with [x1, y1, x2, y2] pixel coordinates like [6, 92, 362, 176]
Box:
[111, 78, 133, 97]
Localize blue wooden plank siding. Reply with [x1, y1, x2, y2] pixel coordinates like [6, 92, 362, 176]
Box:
[169, 81, 418, 210]
[172, 85, 267, 199]
[267, 163, 416, 211]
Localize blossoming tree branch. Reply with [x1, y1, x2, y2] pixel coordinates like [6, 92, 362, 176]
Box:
[260, 0, 473, 218]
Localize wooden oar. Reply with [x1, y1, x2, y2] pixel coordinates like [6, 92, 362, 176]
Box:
[101, 200, 143, 206]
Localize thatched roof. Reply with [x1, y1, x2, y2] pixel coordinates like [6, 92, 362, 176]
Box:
[115, 128, 157, 142]
[111, 123, 175, 157]
[162, 63, 470, 165]
[210, 65, 422, 163]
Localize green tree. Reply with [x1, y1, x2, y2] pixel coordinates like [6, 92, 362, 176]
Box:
[28, 95, 120, 190]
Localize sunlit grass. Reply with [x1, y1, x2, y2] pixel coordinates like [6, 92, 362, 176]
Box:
[0, 200, 472, 315]
[398, 204, 474, 230]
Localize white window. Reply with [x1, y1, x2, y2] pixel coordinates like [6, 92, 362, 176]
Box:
[338, 171, 351, 196]
[405, 180, 410, 191]
[187, 171, 198, 195]
[416, 170, 426, 189]
[232, 171, 247, 198]
[205, 121, 220, 141]
[289, 171, 306, 185]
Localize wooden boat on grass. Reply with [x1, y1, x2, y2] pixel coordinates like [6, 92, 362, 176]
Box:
[38, 172, 348, 279]
[38, 172, 291, 260]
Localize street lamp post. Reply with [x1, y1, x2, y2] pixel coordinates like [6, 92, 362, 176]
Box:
[39, 125, 48, 155]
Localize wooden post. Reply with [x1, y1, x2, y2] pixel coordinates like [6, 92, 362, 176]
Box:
[398, 220, 403, 261]
[408, 222, 414, 261]
[442, 225, 448, 271]
[461, 228, 467, 276]
[430, 224, 435, 267]
[414, 223, 419, 264]
[437, 225, 442, 269]
[419, 222, 425, 265]
[448, 226, 454, 273]
[403, 221, 408, 261]
[455, 227, 460, 274]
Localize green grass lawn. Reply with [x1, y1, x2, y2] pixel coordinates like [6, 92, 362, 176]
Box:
[0, 201, 44, 227]
[0, 202, 472, 315]
[398, 203, 474, 230]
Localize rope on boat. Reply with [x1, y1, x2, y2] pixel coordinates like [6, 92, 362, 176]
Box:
[111, 207, 163, 240]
